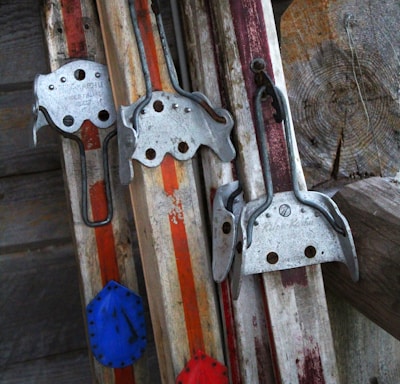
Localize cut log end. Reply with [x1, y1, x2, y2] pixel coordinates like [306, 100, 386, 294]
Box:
[281, 0, 400, 189]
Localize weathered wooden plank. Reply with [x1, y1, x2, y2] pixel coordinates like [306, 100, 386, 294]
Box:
[0, 350, 92, 384]
[326, 290, 400, 384]
[96, 0, 225, 381]
[323, 177, 400, 339]
[0, 0, 48, 88]
[280, 0, 400, 189]
[0, 90, 61, 178]
[0, 244, 87, 368]
[0, 170, 71, 253]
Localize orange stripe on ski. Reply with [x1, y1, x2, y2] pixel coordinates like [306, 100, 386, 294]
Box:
[136, 0, 163, 90]
[161, 155, 205, 354]
[135, 0, 205, 355]
[61, 3, 135, 382]
[221, 281, 241, 383]
[81, 121, 102, 150]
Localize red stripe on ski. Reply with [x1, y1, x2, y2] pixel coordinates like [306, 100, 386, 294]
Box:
[220, 280, 241, 384]
[90, 181, 120, 284]
[228, 0, 292, 193]
[229, 0, 323, 379]
[296, 343, 325, 384]
[80, 122, 119, 284]
[280, 268, 308, 288]
[114, 367, 136, 384]
[61, 2, 135, 382]
[161, 156, 205, 354]
[135, 0, 206, 356]
[81, 121, 102, 150]
[61, 0, 88, 58]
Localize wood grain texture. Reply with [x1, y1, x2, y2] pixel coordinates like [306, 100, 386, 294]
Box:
[281, 0, 400, 189]
[0, 244, 86, 368]
[326, 290, 400, 384]
[180, 2, 276, 383]
[323, 177, 400, 339]
[0, 170, 71, 253]
[41, 1, 159, 382]
[281, 1, 400, 381]
[96, 0, 225, 381]
[205, 1, 339, 382]
[0, 350, 92, 384]
[0, 90, 61, 178]
[0, 1, 48, 87]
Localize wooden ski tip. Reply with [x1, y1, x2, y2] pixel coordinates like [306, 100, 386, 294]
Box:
[86, 280, 147, 368]
[175, 350, 228, 384]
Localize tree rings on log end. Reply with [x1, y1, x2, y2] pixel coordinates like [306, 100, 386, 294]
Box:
[281, 0, 400, 189]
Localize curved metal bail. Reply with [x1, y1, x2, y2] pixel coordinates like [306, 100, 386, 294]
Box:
[247, 58, 347, 241]
[32, 60, 116, 227]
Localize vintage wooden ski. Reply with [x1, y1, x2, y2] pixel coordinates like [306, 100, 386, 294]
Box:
[34, 0, 158, 382]
[179, 2, 276, 383]
[181, 1, 358, 383]
[96, 0, 229, 382]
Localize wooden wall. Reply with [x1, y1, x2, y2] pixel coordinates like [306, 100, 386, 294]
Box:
[0, 1, 92, 382]
[0, 1, 171, 382]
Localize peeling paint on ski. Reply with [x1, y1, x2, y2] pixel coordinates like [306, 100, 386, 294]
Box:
[280, 268, 308, 288]
[296, 344, 325, 384]
[186, 0, 341, 382]
[180, 1, 276, 382]
[161, 156, 205, 355]
[220, 280, 242, 383]
[228, 0, 292, 192]
[96, 0, 226, 381]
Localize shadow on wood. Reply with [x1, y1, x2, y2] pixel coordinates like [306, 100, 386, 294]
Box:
[323, 177, 400, 340]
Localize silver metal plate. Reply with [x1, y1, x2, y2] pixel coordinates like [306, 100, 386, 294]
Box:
[212, 181, 244, 283]
[231, 191, 358, 299]
[32, 60, 116, 144]
[119, 91, 235, 183]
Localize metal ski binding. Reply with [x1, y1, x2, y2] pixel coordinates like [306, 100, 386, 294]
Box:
[212, 181, 244, 283]
[32, 60, 116, 227]
[118, 1, 235, 184]
[213, 59, 358, 299]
